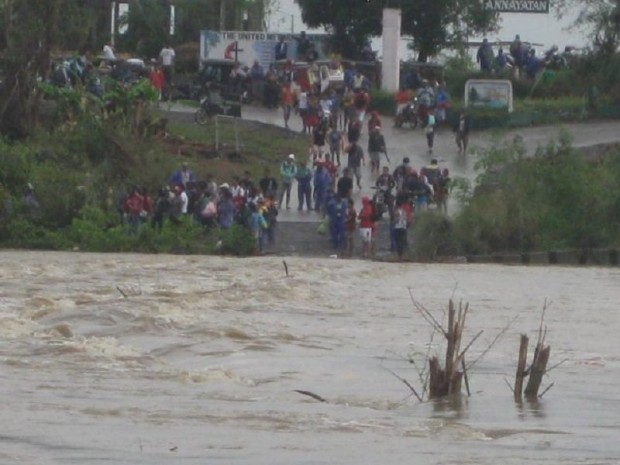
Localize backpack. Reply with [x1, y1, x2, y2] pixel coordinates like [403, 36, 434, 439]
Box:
[201, 200, 217, 219]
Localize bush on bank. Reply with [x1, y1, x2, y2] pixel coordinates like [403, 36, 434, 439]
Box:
[412, 136, 620, 257]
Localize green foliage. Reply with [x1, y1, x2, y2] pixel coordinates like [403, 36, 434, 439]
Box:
[217, 224, 257, 256]
[451, 137, 620, 254]
[369, 89, 397, 115]
[411, 211, 457, 260]
[296, 0, 498, 61]
[401, 0, 498, 61]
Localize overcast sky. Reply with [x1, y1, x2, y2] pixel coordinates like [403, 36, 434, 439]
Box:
[265, 0, 591, 56]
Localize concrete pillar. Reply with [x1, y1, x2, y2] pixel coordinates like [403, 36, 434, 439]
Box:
[382, 8, 401, 93]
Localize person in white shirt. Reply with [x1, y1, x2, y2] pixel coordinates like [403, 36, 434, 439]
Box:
[298, 91, 309, 133]
[103, 42, 116, 64]
[159, 45, 176, 89]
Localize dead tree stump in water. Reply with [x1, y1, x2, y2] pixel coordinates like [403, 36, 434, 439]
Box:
[514, 303, 552, 401]
[524, 343, 551, 399]
[428, 300, 469, 399]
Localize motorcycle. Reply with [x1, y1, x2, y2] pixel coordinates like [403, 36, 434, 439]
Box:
[194, 94, 225, 124]
[194, 91, 241, 124]
[394, 97, 420, 129]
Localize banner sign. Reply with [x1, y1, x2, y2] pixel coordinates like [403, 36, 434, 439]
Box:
[465, 79, 514, 112]
[484, 0, 550, 13]
[199, 30, 330, 72]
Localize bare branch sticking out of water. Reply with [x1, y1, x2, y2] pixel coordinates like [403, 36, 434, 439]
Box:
[467, 316, 518, 371]
[504, 377, 514, 392]
[539, 382, 555, 399]
[462, 358, 471, 397]
[384, 368, 423, 402]
[408, 288, 445, 335]
[116, 286, 128, 299]
[283, 260, 289, 277]
[546, 358, 568, 373]
[294, 390, 326, 403]
[537, 299, 551, 346]
[116, 284, 142, 298]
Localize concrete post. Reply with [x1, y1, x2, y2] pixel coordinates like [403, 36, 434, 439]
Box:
[382, 8, 401, 93]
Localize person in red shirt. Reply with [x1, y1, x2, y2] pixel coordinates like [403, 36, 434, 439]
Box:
[149, 65, 166, 101]
[394, 88, 412, 116]
[281, 81, 296, 129]
[358, 196, 376, 258]
[124, 187, 145, 234]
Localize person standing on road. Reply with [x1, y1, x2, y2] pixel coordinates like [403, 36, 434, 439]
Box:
[345, 141, 365, 190]
[453, 109, 472, 154]
[281, 81, 296, 129]
[295, 160, 313, 211]
[392, 195, 409, 261]
[159, 44, 176, 98]
[425, 108, 436, 154]
[279, 154, 297, 209]
[328, 125, 344, 166]
[259, 167, 279, 198]
[337, 167, 354, 199]
[367, 125, 386, 175]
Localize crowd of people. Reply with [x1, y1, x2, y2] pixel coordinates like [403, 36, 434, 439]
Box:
[476, 34, 574, 79]
[118, 133, 451, 259]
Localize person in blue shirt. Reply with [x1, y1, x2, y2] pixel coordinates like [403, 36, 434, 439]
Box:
[326, 193, 347, 252]
[313, 164, 332, 213]
[295, 161, 313, 211]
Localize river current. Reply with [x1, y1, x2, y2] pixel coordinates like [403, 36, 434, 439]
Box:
[0, 250, 618, 464]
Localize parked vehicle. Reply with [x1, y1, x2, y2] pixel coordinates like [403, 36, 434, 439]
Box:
[394, 97, 420, 129]
[194, 90, 241, 125]
[197, 59, 245, 95]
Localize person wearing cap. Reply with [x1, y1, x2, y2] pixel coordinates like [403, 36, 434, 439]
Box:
[279, 154, 297, 209]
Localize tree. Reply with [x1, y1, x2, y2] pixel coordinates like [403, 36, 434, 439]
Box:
[401, 0, 498, 62]
[294, 0, 384, 59]
[553, 0, 620, 55]
[0, 0, 113, 138]
[295, 0, 498, 61]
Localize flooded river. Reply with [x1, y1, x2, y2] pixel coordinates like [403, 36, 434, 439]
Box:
[0, 251, 618, 464]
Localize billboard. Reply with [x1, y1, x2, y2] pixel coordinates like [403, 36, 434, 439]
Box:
[465, 79, 514, 112]
[484, 0, 550, 13]
[199, 30, 330, 72]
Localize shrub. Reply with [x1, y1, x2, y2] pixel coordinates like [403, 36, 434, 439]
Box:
[217, 224, 257, 256]
[369, 88, 397, 115]
[450, 138, 620, 254]
[411, 211, 457, 260]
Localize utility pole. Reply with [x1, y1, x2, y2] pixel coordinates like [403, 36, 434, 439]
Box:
[219, 0, 226, 32]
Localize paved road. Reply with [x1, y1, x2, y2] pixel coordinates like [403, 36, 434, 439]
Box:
[168, 103, 620, 223]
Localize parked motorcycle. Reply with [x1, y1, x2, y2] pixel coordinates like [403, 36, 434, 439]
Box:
[394, 97, 420, 129]
[194, 93, 226, 125]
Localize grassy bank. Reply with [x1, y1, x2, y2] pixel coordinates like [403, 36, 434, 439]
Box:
[0, 96, 310, 255]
